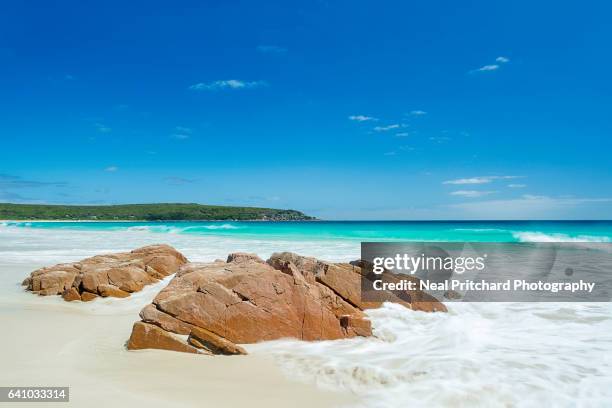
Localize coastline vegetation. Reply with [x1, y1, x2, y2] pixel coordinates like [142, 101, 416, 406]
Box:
[0, 203, 315, 221]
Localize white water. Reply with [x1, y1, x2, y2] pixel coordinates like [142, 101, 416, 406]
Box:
[252, 302, 612, 407]
[513, 231, 611, 243]
[1, 224, 611, 407]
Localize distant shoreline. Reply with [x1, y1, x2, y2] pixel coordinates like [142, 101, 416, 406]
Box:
[0, 219, 321, 222]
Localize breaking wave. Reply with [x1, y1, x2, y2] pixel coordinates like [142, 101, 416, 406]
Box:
[250, 302, 612, 407]
[123, 224, 241, 233]
[125, 225, 183, 234]
[453, 228, 508, 232]
[200, 224, 240, 230]
[512, 231, 611, 243]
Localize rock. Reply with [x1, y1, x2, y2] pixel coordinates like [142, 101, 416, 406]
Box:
[81, 268, 109, 293]
[107, 266, 154, 292]
[314, 262, 362, 306]
[98, 284, 130, 298]
[129, 255, 372, 354]
[360, 269, 447, 312]
[122, 251, 445, 356]
[226, 252, 265, 264]
[33, 270, 78, 296]
[340, 315, 372, 337]
[22, 244, 188, 301]
[80, 291, 98, 302]
[62, 287, 81, 302]
[127, 322, 200, 354]
[139, 304, 195, 335]
[267, 252, 318, 284]
[188, 327, 247, 355]
[269, 253, 447, 313]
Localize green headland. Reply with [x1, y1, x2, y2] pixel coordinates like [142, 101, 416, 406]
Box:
[0, 203, 315, 221]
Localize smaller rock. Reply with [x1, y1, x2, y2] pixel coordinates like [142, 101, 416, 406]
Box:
[98, 284, 130, 298]
[62, 287, 81, 302]
[23, 244, 188, 302]
[127, 322, 199, 354]
[226, 252, 265, 264]
[188, 327, 247, 355]
[80, 292, 98, 302]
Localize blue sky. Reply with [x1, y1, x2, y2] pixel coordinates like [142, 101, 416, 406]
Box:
[1, 0, 611, 219]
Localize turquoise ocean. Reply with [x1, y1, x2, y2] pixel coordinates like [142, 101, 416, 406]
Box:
[3, 220, 612, 242]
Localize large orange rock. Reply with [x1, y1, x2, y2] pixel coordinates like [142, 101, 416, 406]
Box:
[127, 251, 446, 355]
[22, 245, 188, 301]
[128, 252, 372, 354]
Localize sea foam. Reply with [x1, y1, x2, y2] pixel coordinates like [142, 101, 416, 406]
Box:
[249, 302, 612, 407]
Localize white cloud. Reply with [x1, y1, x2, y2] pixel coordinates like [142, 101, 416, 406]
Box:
[471, 56, 509, 73]
[475, 64, 499, 72]
[450, 190, 496, 198]
[104, 166, 118, 172]
[189, 80, 267, 91]
[374, 124, 401, 132]
[395, 132, 410, 137]
[410, 110, 427, 116]
[508, 183, 526, 188]
[384, 151, 397, 156]
[256, 45, 287, 53]
[443, 175, 521, 185]
[349, 115, 378, 122]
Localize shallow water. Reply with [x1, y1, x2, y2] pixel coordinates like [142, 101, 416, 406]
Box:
[1, 221, 611, 407]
